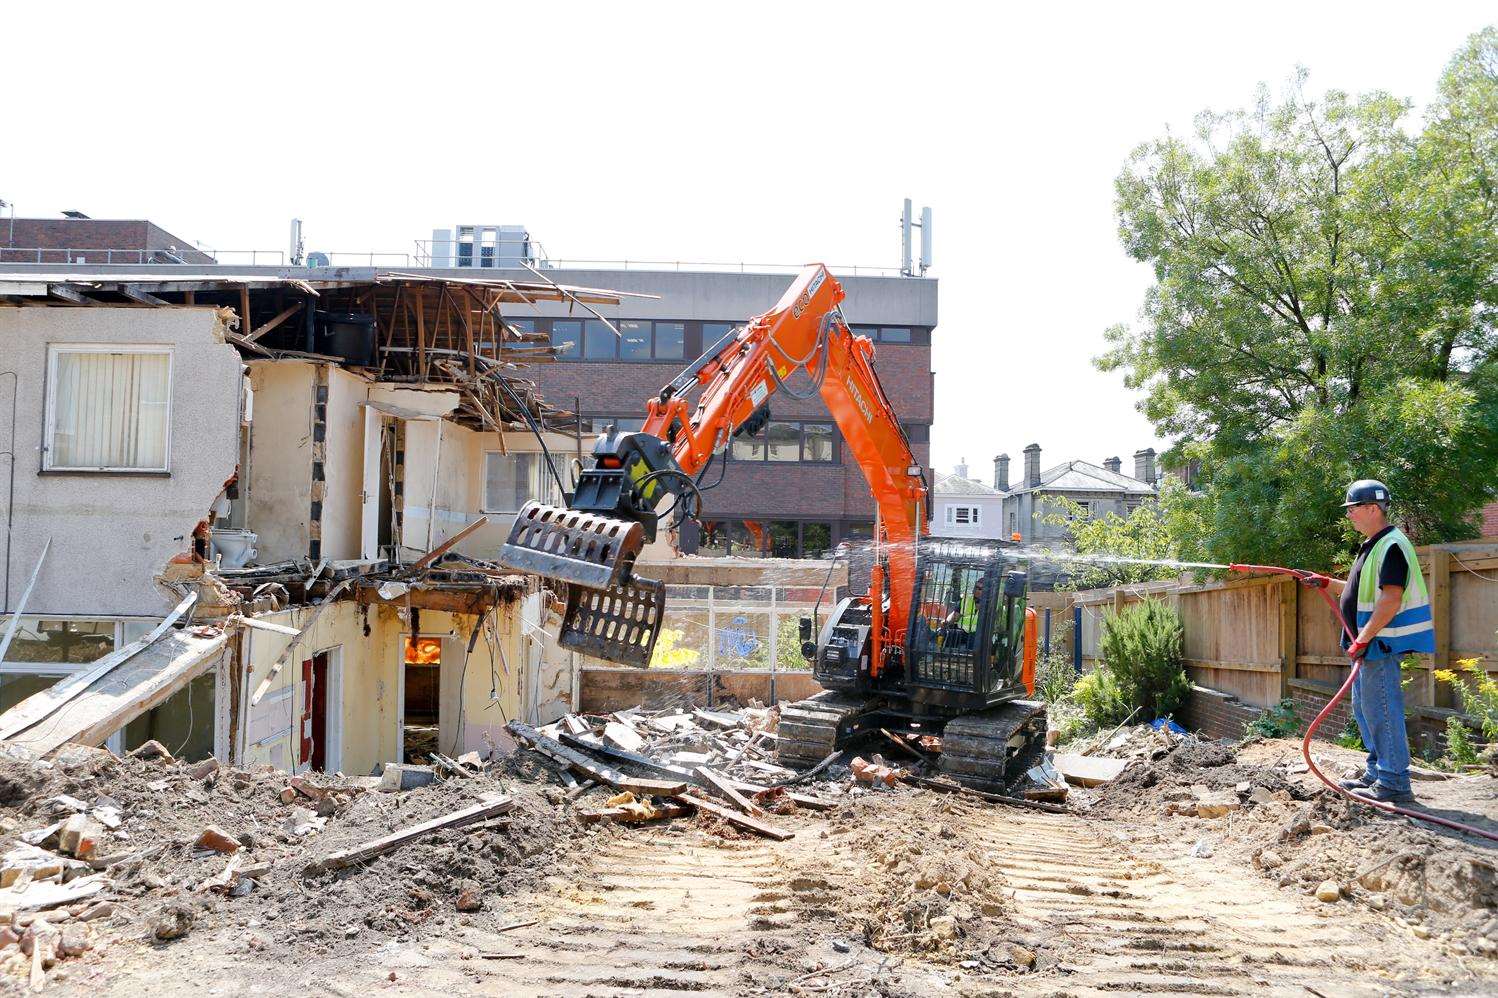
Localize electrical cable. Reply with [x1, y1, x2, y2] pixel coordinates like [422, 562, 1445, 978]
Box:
[170, 672, 196, 758]
[493, 374, 567, 499]
[1228, 563, 1498, 843]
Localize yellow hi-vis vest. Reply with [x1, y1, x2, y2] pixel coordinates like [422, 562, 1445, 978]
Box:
[1355, 527, 1434, 656]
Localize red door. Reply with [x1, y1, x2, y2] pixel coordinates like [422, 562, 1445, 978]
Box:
[299, 659, 314, 767]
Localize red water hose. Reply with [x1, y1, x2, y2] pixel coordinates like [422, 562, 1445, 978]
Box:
[1228, 564, 1498, 843]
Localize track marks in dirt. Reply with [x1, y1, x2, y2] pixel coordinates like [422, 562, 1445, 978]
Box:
[469, 833, 789, 996]
[956, 804, 1454, 996]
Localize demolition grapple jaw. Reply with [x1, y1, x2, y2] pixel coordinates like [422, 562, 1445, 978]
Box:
[497, 500, 666, 668]
[499, 501, 646, 591]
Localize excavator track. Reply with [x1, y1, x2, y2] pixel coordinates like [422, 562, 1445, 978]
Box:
[776, 691, 875, 769]
[938, 700, 1047, 793]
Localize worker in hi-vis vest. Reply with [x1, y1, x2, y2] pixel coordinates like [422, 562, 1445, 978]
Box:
[1301, 480, 1434, 804]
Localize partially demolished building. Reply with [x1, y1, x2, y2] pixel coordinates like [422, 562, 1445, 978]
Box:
[0, 269, 643, 775]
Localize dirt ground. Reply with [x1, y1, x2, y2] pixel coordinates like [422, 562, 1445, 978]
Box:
[4, 733, 1496, 997]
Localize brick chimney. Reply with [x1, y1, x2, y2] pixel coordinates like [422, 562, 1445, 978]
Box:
[1103, 456, 1121, 474]
[1133, 447, 1156, 484]
[1023, 443, 1042, 489]
[994, 454, 1010, 491]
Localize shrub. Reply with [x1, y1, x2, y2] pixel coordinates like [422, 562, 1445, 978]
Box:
[1333, 720, 1365, 751]
[1098, 599, 1191, 721]
[1035, 650, 1077, 705]
[1073, 668, 1131, 728]
[1245, 698, 1301, 739]
[1444, 716, 1482, 767]
[1434, 657, 1498, 741]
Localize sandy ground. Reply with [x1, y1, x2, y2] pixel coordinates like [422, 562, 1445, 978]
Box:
[23, 735, 1493, 998]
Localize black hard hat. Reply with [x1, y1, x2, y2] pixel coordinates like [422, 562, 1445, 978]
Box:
[1342, 479, 1391, 507]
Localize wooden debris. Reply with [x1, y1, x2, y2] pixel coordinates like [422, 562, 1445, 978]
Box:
[0, 874, 108, 917]
[680, 793, 795, 841]
[696, 767, 764, 817]
[899, 773, 1068, 814]
[578, 799, 691, 825]
[409, 515, 489, 571]
[603, 721, 645, 754]
[308, 795, 513, 873]
[509, 722, 686, 796]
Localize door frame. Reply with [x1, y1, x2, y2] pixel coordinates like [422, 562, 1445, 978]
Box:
[318, 645, 344, 775]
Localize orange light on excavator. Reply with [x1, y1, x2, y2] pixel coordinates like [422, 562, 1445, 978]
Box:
[598, 456, 623, 469]
[1011, 532, 1022, 542]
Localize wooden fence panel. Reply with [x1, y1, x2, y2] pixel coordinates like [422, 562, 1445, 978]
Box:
[1071, 542, 1498, 725]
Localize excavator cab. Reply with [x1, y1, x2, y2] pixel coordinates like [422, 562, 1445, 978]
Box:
[905, 539, 1028, 711]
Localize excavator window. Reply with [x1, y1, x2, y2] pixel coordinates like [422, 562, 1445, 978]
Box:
[910, 556, 988, 690]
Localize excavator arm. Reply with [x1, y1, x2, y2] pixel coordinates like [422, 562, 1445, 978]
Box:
[498, 264, 928, 670]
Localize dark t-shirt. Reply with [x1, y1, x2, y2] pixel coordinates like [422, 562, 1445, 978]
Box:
[1340, 525, 1409, 649]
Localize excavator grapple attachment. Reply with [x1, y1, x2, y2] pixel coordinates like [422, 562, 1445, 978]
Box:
[498, 500, 646, 591]
[558, 574, 666, 668]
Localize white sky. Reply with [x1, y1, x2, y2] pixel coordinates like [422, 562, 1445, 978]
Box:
[5, 2, 1492, 483]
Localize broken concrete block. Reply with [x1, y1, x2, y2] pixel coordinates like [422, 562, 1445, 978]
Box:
[195, 826, 241, 854]
[379, 764, 436, 793]
[929, 914, 959, 940]
[77, 902, 114, 923]
[672, 751, 712, 768]
[58, 925, 91, 956]
[279, 787, 298, 804]
[1254, 849, 1284, 870]
[1316, 880, 1342, 903]
[129, 740, 174, 764]
[57, 815, 103, 859]
[456, 751, 483, 771]
[602, 721, 644, 754]
[289, 777, 327, 801]
[454, 886, 484, 912]
[188, 758, 220, 781]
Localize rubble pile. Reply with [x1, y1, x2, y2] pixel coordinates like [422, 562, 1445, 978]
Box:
[0, 739, 592, 988]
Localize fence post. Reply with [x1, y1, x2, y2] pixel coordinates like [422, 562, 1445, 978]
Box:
[1072, 605, 1082, 675]
[1278, 579, 1297, 703]
[1429, 548, 1451, 710]
[706, 586, 717, 709]
[768, 585, 778, 706]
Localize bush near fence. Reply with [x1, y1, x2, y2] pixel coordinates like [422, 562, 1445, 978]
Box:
[1069, 542, 1498, 750]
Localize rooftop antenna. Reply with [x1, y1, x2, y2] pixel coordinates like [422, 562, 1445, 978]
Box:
[289, 218, 304, 266]
[900, 199, 933, 276]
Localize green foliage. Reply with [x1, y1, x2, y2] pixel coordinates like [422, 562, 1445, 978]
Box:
[1097, 599, 1192, 720]
[1035, 649, 1077, 705]
[1245, 698, 1301, 739]
[1333, 720, 1365, 751]
[1039, 479, 1211, 588]
[1101, 28, 1498, 565]
[1435, 656, 1498, 740]
[1443, 716, 1482, 767]
[1073, 668, 1131, 728]
[1047, 701, 1094, 746]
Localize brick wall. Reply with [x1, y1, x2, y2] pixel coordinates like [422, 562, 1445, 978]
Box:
[0, 218, 214, 264]
[1180, 684, 1265, 740]
[1286, 682, 1354, 741]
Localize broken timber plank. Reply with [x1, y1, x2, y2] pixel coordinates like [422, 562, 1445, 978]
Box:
[679, 793, 794, 840]
[1052, 753, 1131, 788]
[577, 801, 691, 825]
[510, 722, 686, 796]
[696, 766, 764, 817]
[0, 538, 49, 665]
[410, 515, 489, 571]
[899, 774, 1068, 815]
[6, 629, 229, 755]
[0, 590, 197, 741]
[308, 795, 513, 872]
[233, 615, 301, 637]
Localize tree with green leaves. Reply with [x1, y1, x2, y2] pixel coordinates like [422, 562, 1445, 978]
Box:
[1100, 28, 1498, 570]
[1038, 479, 1209, 588]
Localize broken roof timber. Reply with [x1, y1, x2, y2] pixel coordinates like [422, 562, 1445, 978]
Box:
[0, 627, 228, 756]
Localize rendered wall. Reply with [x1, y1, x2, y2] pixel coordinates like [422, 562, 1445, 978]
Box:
[320, 366, 369, 562]
[0, 305, 242, 617]
[244, 362, 314, 564]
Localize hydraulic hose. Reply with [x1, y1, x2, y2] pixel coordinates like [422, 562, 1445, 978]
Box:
[1228, 564, 1498, 842]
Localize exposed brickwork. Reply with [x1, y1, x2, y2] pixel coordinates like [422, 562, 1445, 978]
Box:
[1287, 682, 1354, 740]
[1180, 684, 1265, 740]
[1483, 501, 1498, 538]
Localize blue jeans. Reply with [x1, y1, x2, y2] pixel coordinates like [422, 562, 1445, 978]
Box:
[1350, 652, 1411, 793]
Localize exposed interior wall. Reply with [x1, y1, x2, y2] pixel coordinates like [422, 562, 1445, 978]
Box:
[238, 593, 528, 774]
[321, 366, 371, 562]
[245, 361, 314, 564]
[0, 305, 242, 616]
[123, 671, 215, 760]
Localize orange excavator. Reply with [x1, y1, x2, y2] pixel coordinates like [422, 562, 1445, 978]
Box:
[499, 264, 1044, 789]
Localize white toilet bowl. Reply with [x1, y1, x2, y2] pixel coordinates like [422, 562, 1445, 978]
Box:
[212, 529, 258, 569]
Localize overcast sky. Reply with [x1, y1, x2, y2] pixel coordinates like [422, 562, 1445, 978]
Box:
[5, 2, 1491, 483]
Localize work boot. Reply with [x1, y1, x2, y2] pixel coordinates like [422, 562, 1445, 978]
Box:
[1350, 783, 1416, 806]
[1337, 772, 1375, 790]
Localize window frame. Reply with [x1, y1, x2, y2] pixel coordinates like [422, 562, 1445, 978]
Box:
[730, 420, 837, 464]
[480, 450, 559, 513]
[43, 343, 174, 473]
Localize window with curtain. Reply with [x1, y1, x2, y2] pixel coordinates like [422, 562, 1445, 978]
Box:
[46, 347, 171, 471]
[482, 452, 559, 512]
